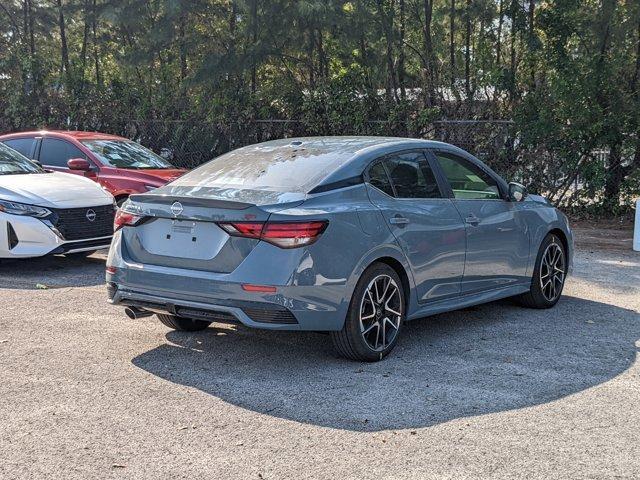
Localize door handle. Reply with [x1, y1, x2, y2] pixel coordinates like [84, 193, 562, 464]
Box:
[465, 214, 480, 226]
[390, 215, 410, 226]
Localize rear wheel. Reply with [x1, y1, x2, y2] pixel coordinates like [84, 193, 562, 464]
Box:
[157, 314, 211, 332]
[331, 263, 405, 362]
[517, 233, 567, 308]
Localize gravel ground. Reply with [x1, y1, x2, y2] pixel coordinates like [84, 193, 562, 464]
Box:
[0, 237, 638, 479]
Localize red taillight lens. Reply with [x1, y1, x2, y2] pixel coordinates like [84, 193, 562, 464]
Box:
[218, 221, 328, 248]
[114, 209, 143, 231]
[219, 222, 264, 239]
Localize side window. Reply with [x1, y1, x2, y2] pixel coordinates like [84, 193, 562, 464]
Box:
[367, 161, 395, 196]
[39, 138, 87, 168]
[3, 138, 35, 158]
[385, 152, 441, 199]
[434, 152, 500, 200]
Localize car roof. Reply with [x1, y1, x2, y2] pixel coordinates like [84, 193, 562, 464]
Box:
[233, 136, 444, 155]
[0, 130, 127, 141]
[168, 136, 464, 197]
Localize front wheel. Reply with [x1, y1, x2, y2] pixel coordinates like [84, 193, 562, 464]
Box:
[331, 263, 405, 362]
[157, 314, 211, 332]
[517, 233, 567, 308]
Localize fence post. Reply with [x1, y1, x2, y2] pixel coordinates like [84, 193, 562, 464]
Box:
[634, 199, 640, 252]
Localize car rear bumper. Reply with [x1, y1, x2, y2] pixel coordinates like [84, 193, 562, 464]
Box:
[107, 278, 347, 331]
[106, 233, 350, 331]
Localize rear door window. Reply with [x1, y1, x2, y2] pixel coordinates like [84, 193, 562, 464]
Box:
[3, 138, 35, 158]
[384, 152, 442, 199]
[39, 138, 87, 168]
[367, 161, 395, 196]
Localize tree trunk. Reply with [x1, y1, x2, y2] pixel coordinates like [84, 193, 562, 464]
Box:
[449, 0, 455, 88]
[377, 0, 398, 103]
[497, 0, 504, 66]
[464, 0, 471, 100]
[250, 0, 258, 94]
[423, 0, 435, 106]
[80, 0, 90, 81]
[56, 0, 71, 79]
[597, 0, 621, 205]
[92, 0, 101, 86]
[308, 24, 315, 90]
[634, 13, 640, 92]
[26, 0, 35, 57]
[528, 0, 535, 86]
[178, 15, 187, 81]
[398, 0, 406, 101]
[317, 27, 328, 80]
[509, 0, 518, 99]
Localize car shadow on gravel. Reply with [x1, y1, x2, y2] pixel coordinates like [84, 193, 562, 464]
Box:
[0, 252, 106, 289]
[132, 295, 639, 432]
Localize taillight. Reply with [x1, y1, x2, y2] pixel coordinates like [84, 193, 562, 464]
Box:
[114, 209, 144, 231]
[218, 221, 328, 248]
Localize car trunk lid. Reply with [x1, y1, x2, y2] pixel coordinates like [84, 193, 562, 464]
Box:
[120, 188, 305, 273]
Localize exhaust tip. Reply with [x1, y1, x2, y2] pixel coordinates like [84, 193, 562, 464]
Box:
[124, 306, 152, 320]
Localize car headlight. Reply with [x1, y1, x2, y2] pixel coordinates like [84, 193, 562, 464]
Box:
[0, 199, 52, 218]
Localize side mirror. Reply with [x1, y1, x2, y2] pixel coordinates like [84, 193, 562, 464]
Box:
[508, 182, 527, 202]
[67, 158, 92, 171]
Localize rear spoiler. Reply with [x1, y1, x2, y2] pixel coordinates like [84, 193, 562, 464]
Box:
[129, 192, 254, 210]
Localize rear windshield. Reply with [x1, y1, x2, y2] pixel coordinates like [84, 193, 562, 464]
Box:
[170, 142, 353, 193]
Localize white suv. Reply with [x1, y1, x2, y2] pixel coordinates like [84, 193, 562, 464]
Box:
[0, 142, 115, 259]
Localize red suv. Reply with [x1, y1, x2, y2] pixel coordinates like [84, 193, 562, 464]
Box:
[0, 130, 187, 206]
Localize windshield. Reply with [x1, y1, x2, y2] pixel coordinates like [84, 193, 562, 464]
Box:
[0, 143, 45, 175]
[81, 139, 174, 169]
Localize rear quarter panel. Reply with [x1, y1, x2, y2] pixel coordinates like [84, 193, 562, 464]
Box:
[270, 184, 414, 328]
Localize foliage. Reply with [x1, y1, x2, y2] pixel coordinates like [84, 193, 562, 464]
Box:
[0, 0, 639, 212]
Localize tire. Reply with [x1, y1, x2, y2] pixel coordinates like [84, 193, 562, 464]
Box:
[517, 233, 567, 309]
[157, 314, 211, 332]
[65, 250, 97, 259]
[331, 263, 405, 362]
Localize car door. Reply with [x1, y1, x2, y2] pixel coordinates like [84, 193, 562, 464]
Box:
[365, 151, 466, 303]
[430, 150, 530, 294]
[38, 137, 97, 179]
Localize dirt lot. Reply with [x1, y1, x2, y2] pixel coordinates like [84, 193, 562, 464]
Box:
[0, 229, 638, 479]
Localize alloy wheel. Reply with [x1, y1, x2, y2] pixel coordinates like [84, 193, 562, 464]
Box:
[539, 242, 565, 302]
[359, 274, 402, 352]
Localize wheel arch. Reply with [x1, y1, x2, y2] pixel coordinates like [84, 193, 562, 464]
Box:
[372, 256, 412, 310]
[548, 228, 569, 256]
[348, 248, 415, 318]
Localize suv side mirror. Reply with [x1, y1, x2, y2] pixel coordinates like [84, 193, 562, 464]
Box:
[67, 158, 92, 171]
[508, 182, 527, 202]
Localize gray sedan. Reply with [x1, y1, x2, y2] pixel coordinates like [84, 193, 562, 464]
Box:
[106, 137, 573, 361]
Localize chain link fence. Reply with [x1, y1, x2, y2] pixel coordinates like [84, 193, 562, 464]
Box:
[115, 118, 516, 172]
[37, 117, 637, 209]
